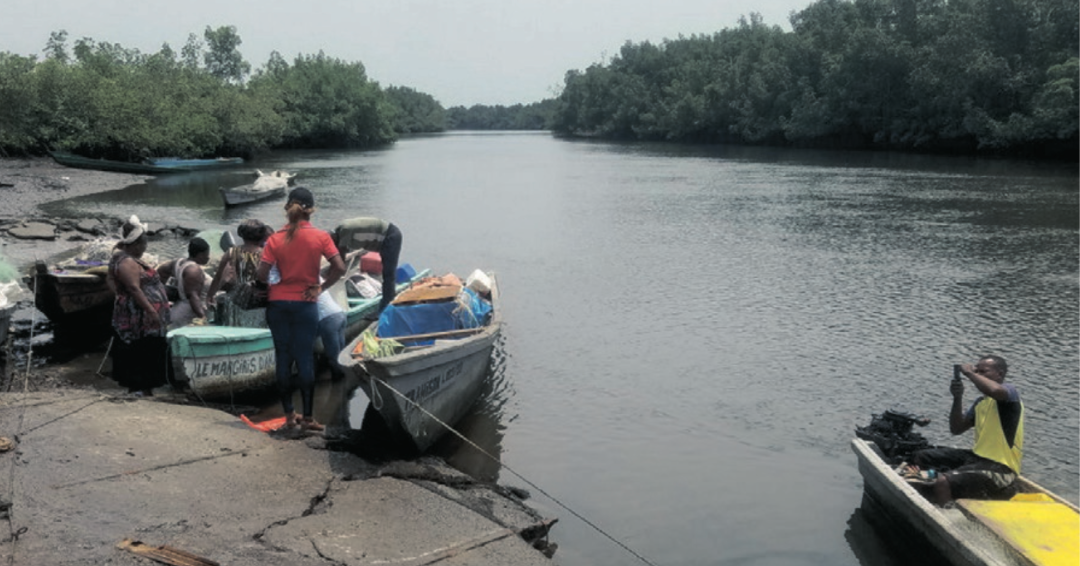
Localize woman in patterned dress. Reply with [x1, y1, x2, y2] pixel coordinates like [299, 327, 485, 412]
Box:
[107, 216, 171, 396]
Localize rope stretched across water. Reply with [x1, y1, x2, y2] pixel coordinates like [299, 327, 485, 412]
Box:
[366, 373, 662, 566]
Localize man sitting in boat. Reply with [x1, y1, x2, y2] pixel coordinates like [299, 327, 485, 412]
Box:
[907, 355, 1023, 504]
[156, 237, 211, 329]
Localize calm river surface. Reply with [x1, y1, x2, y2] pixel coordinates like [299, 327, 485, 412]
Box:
[44, 133, 1079, 566]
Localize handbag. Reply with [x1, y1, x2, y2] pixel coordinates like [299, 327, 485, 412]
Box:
[232, 279, 268, 310]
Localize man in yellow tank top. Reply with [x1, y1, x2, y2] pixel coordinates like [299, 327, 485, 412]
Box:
[910, 355, 1023, 504]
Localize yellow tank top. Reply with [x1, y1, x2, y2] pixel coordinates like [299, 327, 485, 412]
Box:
[972, 396, 1024, 473]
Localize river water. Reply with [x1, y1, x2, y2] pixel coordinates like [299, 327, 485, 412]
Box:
[42, 133, 1079, 566]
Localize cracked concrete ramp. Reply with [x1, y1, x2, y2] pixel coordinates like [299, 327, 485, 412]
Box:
[0, 391, 555, 566]
[265, 476, 552, 565]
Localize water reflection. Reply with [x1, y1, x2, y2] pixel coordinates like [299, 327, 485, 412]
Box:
[845, 494, 951, 566]
[39, 168, 284, 226]
[429, 337, 511, 482]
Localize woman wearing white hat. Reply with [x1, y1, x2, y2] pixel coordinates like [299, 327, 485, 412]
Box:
[107, 215, 172, 396]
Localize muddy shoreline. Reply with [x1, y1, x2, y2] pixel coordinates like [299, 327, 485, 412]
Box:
[0, 156, 202, 271]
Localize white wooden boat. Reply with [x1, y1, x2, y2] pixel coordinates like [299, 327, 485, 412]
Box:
[339, 272, 501, 453]
[219, 170, 294, 207]
[852, 437, 1078, 566]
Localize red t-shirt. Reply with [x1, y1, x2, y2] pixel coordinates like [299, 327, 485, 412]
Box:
[260, 221, 339, 302]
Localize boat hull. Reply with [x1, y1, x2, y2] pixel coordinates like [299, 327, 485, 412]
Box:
[168, 268, 430, 398]
[149, 157, 244, 169]
[220, 186, 286, 207]
[851, 437, 1078, 566]
[31, 263, 113, 322]
[340, 273, 501, 452]
[50, 151, 243, 174]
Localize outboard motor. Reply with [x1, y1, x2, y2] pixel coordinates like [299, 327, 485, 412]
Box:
[856, 409, 931, 463]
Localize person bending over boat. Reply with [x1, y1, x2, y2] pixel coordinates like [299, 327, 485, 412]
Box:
[157, 237, 211, 329]
[333, 217, 402, 313]
[257, 187, 346, 432]
[909, 355, 1023, 504]
[107, 216, 172, 397]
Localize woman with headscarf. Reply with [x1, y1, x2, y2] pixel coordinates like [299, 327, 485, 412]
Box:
[107, 215, 172, 396]
[257, 188, 346, 431]
[207, 219, 273, 327]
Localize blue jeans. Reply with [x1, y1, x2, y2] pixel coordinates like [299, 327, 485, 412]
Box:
[318, 311, 347, 379]
[266, 300, 319, 417]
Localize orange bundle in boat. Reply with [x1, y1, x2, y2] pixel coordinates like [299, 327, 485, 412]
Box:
[392, 273, 462, 305]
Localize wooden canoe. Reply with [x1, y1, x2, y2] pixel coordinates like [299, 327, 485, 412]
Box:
[50, 151, 243, 175]
[852, 437, 1078, 566]
[219, 170, 294, 207]
[30, 260, 113, 322]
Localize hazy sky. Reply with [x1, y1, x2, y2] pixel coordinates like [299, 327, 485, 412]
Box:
[8, 0, 811, 107]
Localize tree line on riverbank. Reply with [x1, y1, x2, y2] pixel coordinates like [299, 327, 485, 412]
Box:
[0, 26, 554, 160]
[551, 0, 1078, 157]
[2, 0, 1076, 160]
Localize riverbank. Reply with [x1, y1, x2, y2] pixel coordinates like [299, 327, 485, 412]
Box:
[0, 157, 198, 271]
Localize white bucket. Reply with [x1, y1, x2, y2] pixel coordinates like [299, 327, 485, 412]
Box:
[465, 269, 491, 295]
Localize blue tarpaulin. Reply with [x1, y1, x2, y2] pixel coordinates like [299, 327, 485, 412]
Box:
[377, 288, 491, 345]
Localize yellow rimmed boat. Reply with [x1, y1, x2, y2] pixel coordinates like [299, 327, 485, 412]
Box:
[852, 437, 1078, 566]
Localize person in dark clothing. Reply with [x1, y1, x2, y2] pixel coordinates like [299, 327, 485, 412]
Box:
[333, 217, 403, 312]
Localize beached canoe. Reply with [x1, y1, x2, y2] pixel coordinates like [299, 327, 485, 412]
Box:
[30, 260, 113, 323]
[50, 151, 243, 175]
[30, 229, 232, 329]
[168, 267, 431, 399]
[339, 271, 501, 453]
[852, 437, 1078, 566]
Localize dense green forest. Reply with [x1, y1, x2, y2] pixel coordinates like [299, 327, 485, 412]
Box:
[446, 100, 556, 130]
[0, 27, 407, 159]
[0, 25, 552, 159]
[1, 0, 1076, 159]
[551, 0, 1078, 156]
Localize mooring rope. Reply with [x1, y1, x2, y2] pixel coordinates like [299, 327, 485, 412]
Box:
[3, 266, 43, 563]
[365, 373, 661, 566]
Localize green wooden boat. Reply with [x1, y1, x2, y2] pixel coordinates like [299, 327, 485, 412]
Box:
[168, 268, 431, 399]
[50, 151, 243, 175]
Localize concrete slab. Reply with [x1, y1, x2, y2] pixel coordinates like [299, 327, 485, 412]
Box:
[0, 390, 557, 565]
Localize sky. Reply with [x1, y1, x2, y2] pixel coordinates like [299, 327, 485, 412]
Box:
[8, 0, 812, 108]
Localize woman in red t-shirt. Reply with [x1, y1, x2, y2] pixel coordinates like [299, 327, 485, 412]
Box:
[257, 187, 345, 431]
